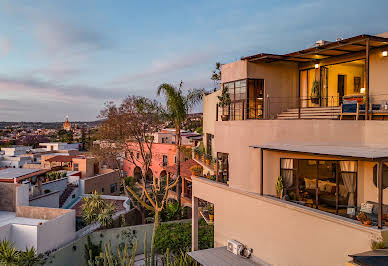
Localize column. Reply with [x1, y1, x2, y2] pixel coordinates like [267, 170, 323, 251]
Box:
[192, 196, 199, 251]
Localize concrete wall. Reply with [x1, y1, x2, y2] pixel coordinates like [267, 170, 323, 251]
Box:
[37, 210, 76, 253]
[29, 191, 60, 208]
[80, 170, 120, 195]
[43, 219, 189, 266]
[214, 120, 388, 193]
[16, 184, 29, 206]
[40, 177, 68, 194]
[0, 183, 17, 211]
[370, 47, 388, 103]
[16, 205, 74, 220]
[203, 90, 221, 159]
[193, 177, 387, 266]
[11, 224, 38, 252]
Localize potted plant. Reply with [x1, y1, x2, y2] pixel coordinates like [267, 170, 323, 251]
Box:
[275, 176, 284, 199]
[218, 86, 231, 121]
[205, 154, 212, 166]
[357, 212, 373, 226]
[212, 158, 217, 170]
[207, 205, 214, 222]
[190, 165, 203, 177]
[310, 80, 320, 104]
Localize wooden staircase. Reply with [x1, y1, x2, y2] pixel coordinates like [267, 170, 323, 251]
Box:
[276, 106, 341, 120]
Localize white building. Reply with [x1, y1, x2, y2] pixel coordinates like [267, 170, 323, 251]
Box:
[39, 142, 80, 152]
[0, 182, 76, 253]
[0, 146, 33, 168]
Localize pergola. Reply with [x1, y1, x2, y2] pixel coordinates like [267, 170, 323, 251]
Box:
[252, 143, 388, 229]
[242, 34, 388, 120]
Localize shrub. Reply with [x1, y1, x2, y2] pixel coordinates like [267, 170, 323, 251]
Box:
[155, 220, 213, 255]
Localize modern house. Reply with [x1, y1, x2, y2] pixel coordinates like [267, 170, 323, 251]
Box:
[0, 182, 75, 253]
[191, 32, 388, 265]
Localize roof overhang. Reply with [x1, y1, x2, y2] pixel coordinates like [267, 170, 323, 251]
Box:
[242, 34, 388, 64]
[250, 144, 388, 161]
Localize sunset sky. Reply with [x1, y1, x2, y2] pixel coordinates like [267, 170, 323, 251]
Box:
[1, 0, 388, 121]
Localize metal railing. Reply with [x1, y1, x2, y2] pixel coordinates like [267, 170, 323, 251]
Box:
[216, 94, 388, 120]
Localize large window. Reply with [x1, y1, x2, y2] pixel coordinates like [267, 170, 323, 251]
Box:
[279, 159, 358, 216]
[217, 152, 229, 184]
[221, 79, 264, 120]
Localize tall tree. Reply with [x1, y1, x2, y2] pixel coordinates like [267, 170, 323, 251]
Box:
[211, 62, 221, 90]
[157, 82, 204, 206]
[94, 96, 165, 223]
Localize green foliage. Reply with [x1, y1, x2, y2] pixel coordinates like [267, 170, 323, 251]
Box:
[371, 240, 385, 250]
[58, 129, 74, 143]
[161, 201, 182, 222]
[0, 240, 41, 266]
[195, 126, 203, 135]
[155, 220, 214, 255]
[17, 247, 41, 266]
[275, 176, 284, 195]
[163, 248, 195, 266]
[311, 80, 320, 99]
[81, 192, 116, 227]
[88, 240, 138, 266]
[84, 235, 102, 264]
[217, 86, 231, 107]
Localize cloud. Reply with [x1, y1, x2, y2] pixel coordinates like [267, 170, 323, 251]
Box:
[112, 49, 216, 85]
[0, 74, 126, 104]
[33, 17, 110, 56]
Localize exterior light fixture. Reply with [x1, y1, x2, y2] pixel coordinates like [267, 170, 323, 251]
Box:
[360, 88, 365, 93]
[383, 51, 388, 57]
[314, 64, 319, 69]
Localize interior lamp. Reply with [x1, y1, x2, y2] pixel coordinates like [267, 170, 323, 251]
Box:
[360, 88, 366, 93]
[314, 64, 319, 69]
[383, 51, 388, 57]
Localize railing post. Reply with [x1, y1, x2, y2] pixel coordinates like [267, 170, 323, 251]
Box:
[298, 97, 301, 119]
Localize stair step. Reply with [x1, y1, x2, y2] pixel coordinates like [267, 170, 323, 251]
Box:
[277, 113, 339, 117]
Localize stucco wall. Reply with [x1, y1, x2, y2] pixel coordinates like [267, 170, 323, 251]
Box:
[221, 60, 248, 83]
[214, 120, 376, 193]
[81, 170, 120, 195]
[16, 184, 29, 206]
[370, 47, 388, 103]
[203, 90, 221, 159]
[11, 224, 38, 252]
[37, 210, 76, 253]
[29, 191, 60, 208]
[0, 183, 17, 211]
[193, 178, 386, 266]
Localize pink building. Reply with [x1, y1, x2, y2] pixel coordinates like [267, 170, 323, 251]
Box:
[123, 142, 191, 181]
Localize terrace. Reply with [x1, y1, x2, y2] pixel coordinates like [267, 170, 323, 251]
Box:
[217, 34, 388, 121]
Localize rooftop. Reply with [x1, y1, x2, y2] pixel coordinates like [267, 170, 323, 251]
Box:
[165, 159, 200, 179]
[0, 168, 41, 179]
[242, 34, 388, 64]
[0, 211, 47, 227]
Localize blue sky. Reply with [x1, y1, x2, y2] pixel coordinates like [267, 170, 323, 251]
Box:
[1, 0, 388, 122]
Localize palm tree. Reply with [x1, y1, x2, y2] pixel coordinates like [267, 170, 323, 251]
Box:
[157, 82, 205, 206]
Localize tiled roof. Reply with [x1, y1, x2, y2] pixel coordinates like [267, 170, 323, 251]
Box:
[45, 155, 77, 163]
[164, 159, 200, 179]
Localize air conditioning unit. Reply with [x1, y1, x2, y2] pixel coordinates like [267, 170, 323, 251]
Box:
[227, 240, 244, 256]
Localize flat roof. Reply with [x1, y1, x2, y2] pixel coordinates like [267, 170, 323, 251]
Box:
[252, 144, 388, 160]
[188, 247, 261, 266]
[0, 211, 47, 227]
[242, 34, 388, 63]
[0, 168, 41, 179]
